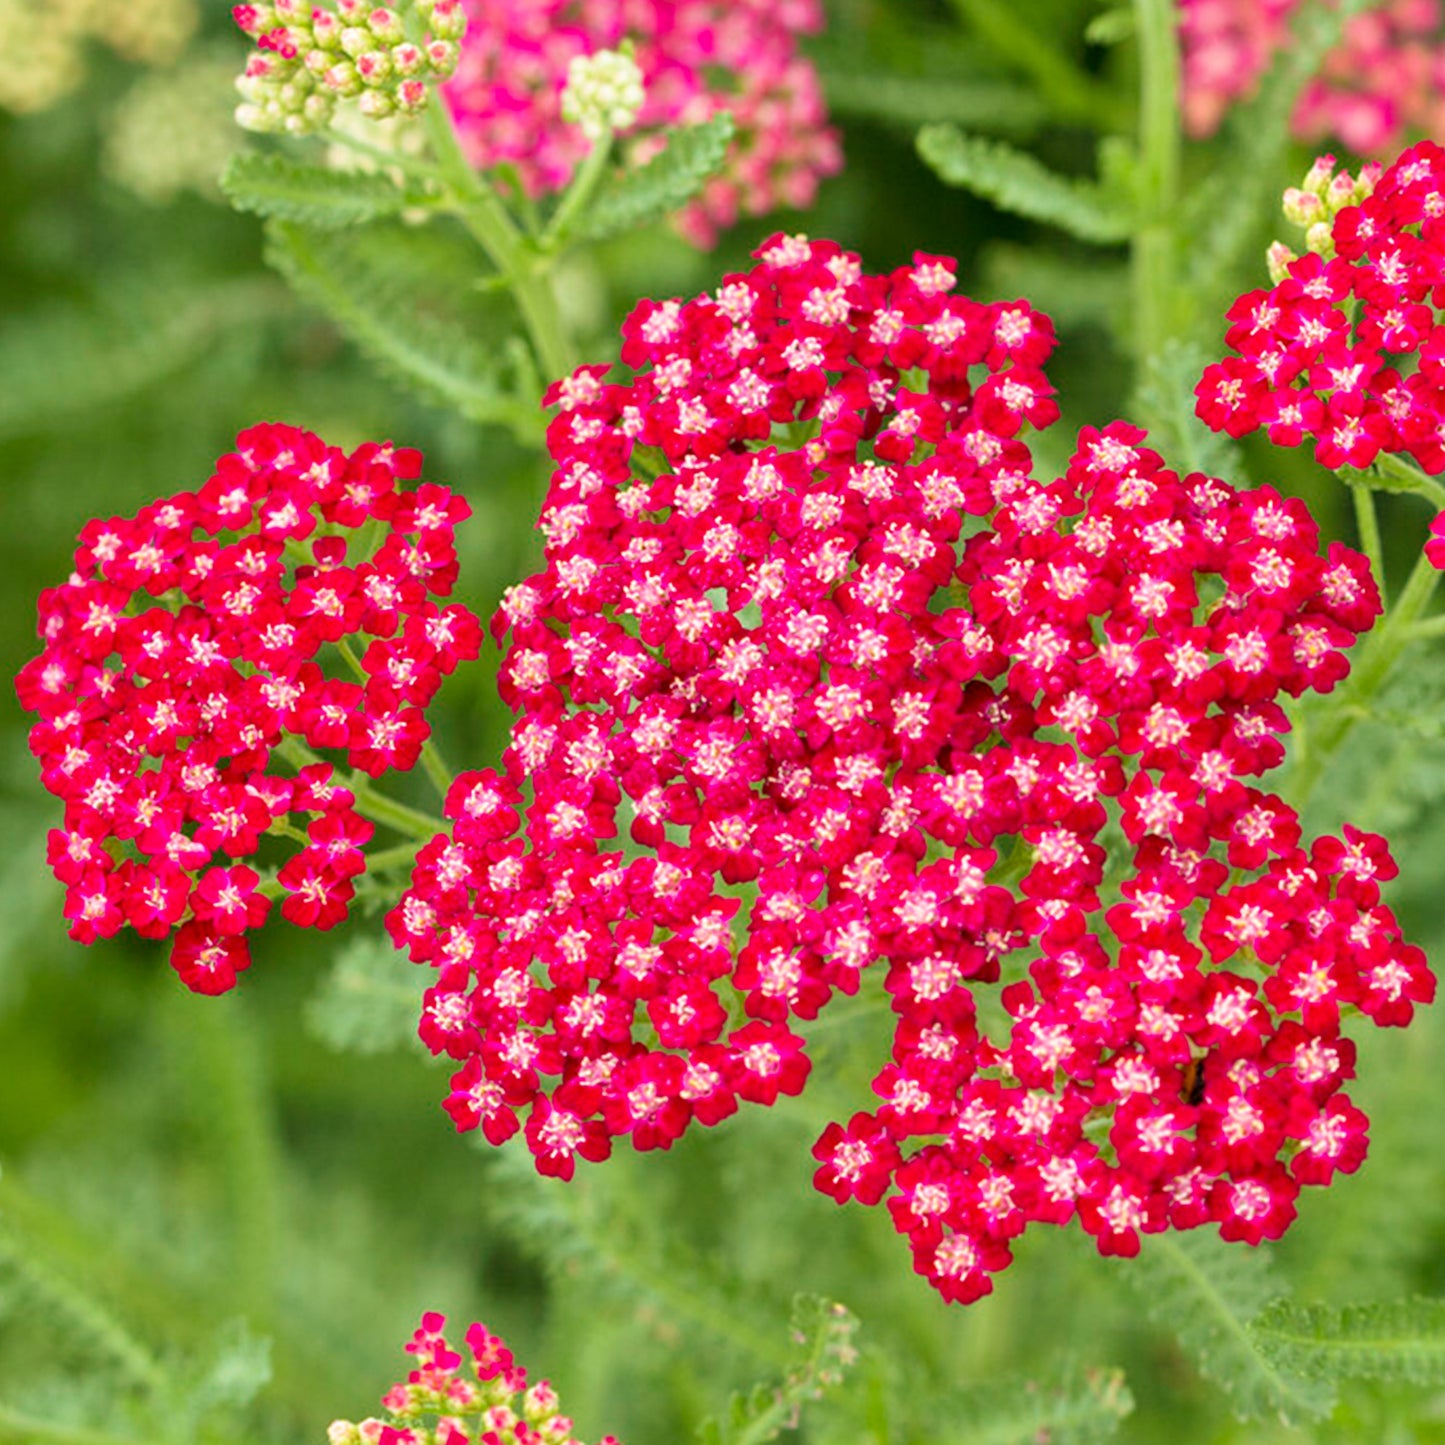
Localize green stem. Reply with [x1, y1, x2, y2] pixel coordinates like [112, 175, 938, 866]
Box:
[0, 1404, 158, 1445]
[1290, 547, 1443, 808]
[422, 101, 575, 382]
[1374, 449, 1445, 511]
[947, 0, 1131, 131]
[541, 133, 615, 250]
[419, 737, 454, 799]
[275, 738, 446, 840]
[1407, 615, 1445, 641]
[1131, 0, 1182, 365]
[365, 840, 424, 873]
[1350, 480, 1387, 608]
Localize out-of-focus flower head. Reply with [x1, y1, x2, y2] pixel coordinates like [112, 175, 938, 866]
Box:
[326, 1312, 622, 1445]
[16, 423, 481, 994]
[391, 235, 1431, 1304]
[443, 0, 842, 247]
[1180, 0, 1445, 155]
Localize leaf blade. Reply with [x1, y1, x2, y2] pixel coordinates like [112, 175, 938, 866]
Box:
[223, 151, 412, 229]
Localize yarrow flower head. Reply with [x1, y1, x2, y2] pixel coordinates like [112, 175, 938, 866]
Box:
[1180, 0, 1445, 155]
[443, 0, 841, 246]
[231, 0, 466, 135]
[16, 422, 480, 994]
[326, 1312, 621, 1445]
[391, 236, 1432, 1304]
[1197, 142, 1445, 479]
[559, 46, 644, 143]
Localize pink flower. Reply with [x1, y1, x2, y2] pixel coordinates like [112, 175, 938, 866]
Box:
[392, 236, 1430, 1305]
[330, 1314, 615, 1445]
[1180, 0, 1445, 153]
[16, 424, 480, 992]
[444, 0, 841, 246]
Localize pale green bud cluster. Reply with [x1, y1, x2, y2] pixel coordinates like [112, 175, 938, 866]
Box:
[559, 47, 645, 143]
[233, 0, 466, 137]
[1267, 153, 1384, 280]
[104, 51, 237, 203]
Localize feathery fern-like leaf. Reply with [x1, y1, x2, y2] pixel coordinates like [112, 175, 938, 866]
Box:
[1123, 1234, 1335, 1423]
[920, 1362, 1134, 1445]
[1252, 1298, 1445, 1384]
[696, 1295, 859, 1445]
[915, 127, 1133, 243]
[571, 114, 735, 245]
[306, 935, 423, 1055]
[264, 220, 539, 433]
[223, 152, 415, 229]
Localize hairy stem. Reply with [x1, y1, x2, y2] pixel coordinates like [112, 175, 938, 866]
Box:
[1131, 0, 1182, 365]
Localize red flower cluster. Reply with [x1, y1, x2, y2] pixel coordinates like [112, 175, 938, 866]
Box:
[1197, 142, 1445, 475]
[327, 1311, 619, 1445]
[16, 423, 480, 994]
[390, 236, 1431, 1304]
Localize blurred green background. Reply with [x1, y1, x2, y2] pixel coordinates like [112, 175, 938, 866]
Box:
[4, 2, 1445, 1442]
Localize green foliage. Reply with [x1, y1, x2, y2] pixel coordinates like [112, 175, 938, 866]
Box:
[0, 278, 286, 441]
[915, 1361, 1134, 1445]
[1132, 339, 1244, 481]
[1084, 8, 1134, 45]
[570, 114, 736, 246]
[696, 1295, 859, 1445]
[222, 152, 416, 229]
[824, 72, 1045, 133]
[264, 219, 541, 435]
[306, 934, 424, 1056]
[1123, 1234, 1336, 1424]
[1252, 1299, 1445, 1385]
[915, 127, 1134, 243]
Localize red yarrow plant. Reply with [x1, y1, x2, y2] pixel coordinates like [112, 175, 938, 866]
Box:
[16, 422, 481, 994]
[389, 236, 1433, 1305]
[327, 1311, 620, 1445]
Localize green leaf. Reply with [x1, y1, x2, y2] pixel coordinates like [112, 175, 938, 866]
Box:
[264, 219, 539, 434]
[1124, 1234, 1335, 1423]
[697, 1295, 859, 1445]
[222, 151, 413, 229]
[980, 243, 1128, 333]
[305, 935, 422, 1055]
[923, 1362, 1134, 1445]
[1133, 339, 1245, 481]
[915, 127, 1134, 244]
[1252, 1298, 1445, 1385]
[823, 71, 1045, 133]
[573, 113, 735, 244]
[1085, 7, 1135, 45]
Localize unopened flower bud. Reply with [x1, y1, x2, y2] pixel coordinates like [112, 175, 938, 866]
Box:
[1282, 187, 1323, 227]
[337, 0, 365, 19]
[311, 11, 341, 47]
[1305, 219, 1335, 257]
[1357, 161, 1384, 200]
[424, 38, 458, 75]
[356, 49, 392, 83]
[324, 60, 360, 93]
[560, 47, 645, 142]
[358, 86, 396, 117]
[1326, 171, 1357, 213]
[395, 77, 427, 111]
[522, 1381, 560, 1424]
[392, 41, 424, 75]
[328, 1423, 362, 1445]
[367, 7, 403, 43]
[232, 4, 277, 36]
[339, 24, 370, 57]
[424, 0, 467, 41]
[1302, 153, 1337, 196]
[304, 48, 330, 77]
[1266, 241, 1297, 285]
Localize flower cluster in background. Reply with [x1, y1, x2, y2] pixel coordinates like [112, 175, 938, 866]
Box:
[0, 0, 196, 114]
[231, 0, 467, 135]
[389, 236, 1432, 1304]
[443, 0, 841, 246]
[1179, 0, 1445, 155]
[15, 422, 480, 993]
[1198, 143, 1445, 478]
[327, 1312, 620, 1445]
